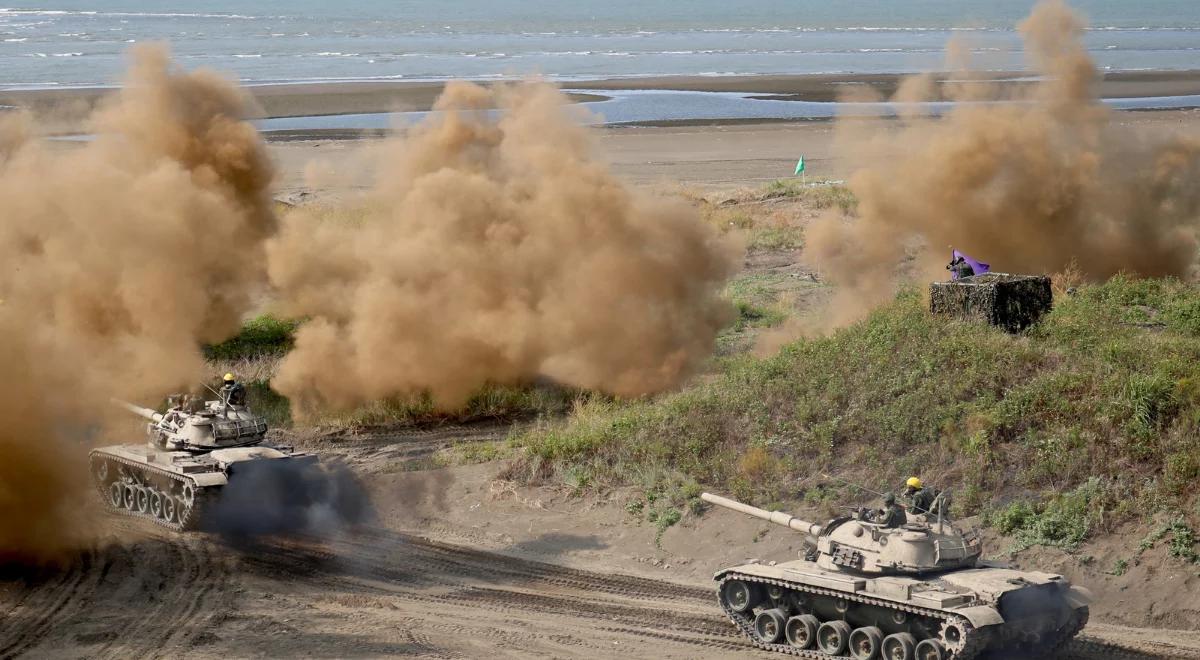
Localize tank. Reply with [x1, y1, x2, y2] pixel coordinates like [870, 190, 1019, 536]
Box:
[701, 492, 1091, 660]
[90, 392, 316, 531]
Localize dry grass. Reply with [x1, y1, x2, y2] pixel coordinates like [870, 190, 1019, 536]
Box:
[685, 179, 858, 252]
[205, 354, 281, 384]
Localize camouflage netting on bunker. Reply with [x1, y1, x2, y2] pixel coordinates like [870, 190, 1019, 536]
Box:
[930, 273, 1053, 332]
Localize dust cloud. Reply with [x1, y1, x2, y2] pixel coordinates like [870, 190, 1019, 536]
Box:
[804, 0, 1200, 329]
[267, 81, 740, 412]
[0, 45, 274, 562]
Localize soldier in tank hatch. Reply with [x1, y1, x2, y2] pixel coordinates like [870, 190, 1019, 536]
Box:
[221, 372, 247, 407]
[859, 492, 906, 528]
[903, 477, 943, 516]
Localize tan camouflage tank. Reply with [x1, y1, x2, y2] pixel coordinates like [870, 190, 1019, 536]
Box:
[90, 393, 315, 531]
[701, 493, 1091, 660]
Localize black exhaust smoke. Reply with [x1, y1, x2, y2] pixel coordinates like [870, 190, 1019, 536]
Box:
[205, 459, 374, 541]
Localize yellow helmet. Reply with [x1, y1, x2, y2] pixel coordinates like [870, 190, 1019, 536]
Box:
[223, 373, 235, 382]
[906, 477, 923, 489]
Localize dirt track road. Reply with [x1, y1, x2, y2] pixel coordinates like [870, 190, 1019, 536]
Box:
[1, 516, 1197, 659]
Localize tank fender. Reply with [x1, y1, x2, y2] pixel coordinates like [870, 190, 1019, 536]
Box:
[210, 446, 289, 465]
[1065, 585, 1093, 608]
[192, 473, 228, 487]
[953, 605, 1005, 628]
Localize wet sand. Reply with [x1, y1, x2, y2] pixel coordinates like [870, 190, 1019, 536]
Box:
[7, 70, 1200, 122]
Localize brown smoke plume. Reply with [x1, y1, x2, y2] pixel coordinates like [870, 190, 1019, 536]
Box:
[0, 45, 274, 562]
[805, 0, 1200, 329]
[267, 81, 739, 412]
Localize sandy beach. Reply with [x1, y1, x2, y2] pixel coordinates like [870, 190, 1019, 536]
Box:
[266, 106, 1200, 199]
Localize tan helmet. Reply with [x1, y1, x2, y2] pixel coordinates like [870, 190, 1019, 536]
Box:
[906, 476, 923, 489]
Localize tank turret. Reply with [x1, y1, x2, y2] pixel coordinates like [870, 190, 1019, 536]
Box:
[701, 492, 1091, 659]
[114, 394, 268, 451]
[90, 388, 314, 531]
[701, 492, 982, 575]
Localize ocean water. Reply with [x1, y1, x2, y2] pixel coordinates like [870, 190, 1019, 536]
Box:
[2, 1, 1200, 87]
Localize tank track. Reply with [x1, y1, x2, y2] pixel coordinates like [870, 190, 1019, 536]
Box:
[90, 450, 213, 532]
[717, 571, 986, 659]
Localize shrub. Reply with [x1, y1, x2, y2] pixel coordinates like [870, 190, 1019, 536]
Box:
[205, 315, 298, 361]
[989, 480, 1107, 552]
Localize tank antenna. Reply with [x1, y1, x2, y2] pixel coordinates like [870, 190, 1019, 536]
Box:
[820, 473, 886, 499]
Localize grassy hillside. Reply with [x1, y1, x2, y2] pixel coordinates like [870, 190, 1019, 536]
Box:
[512, 275, 1200, 561]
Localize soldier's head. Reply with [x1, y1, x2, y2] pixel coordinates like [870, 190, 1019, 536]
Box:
[905, 476, 922, 494]
[883, 492, 896, 506]
[223, 373, 236, 386]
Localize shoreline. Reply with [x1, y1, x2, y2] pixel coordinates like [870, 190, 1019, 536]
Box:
[6, 70, 1200, 122]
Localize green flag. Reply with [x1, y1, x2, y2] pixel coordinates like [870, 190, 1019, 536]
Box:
[794, 156, 805, 175]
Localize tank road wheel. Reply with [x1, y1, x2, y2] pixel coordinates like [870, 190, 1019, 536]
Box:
[914, 639, 946, 660]
[882, 633, 917, 660]
[722, 580, 761, 613]
[135, 486, 150, 514]
[850, 626, 884, 660]
[754, 608, 787, 644]
[174, 496, 193, 529]
[123, 484, 137, 510]
[162, 495, 177, 524]
[149, 489, 163, 519]
[785, 614, 820, 649]
[817, 620, 852, 655]
[93, 459, 109, 484]
[181, 483, 195, 508]
[109, 481, 124, 509]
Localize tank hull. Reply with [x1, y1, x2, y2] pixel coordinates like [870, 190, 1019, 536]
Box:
[714, 560, 1089, 659]
[90, 442, 316, 532]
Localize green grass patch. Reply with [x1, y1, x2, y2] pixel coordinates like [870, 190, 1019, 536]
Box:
[749, 226, 805, 251]
[729, 300, 787, 333]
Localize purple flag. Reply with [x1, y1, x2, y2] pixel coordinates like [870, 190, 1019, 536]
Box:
[951, 250, 990, 279]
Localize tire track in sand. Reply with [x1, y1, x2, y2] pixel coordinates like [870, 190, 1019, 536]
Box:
[0, 549, 110, 659]
[90, 534, 230, 660]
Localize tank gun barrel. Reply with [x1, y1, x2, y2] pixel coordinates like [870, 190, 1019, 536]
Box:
[701, 493, 821, 536]
[113, 399, 165, 423]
